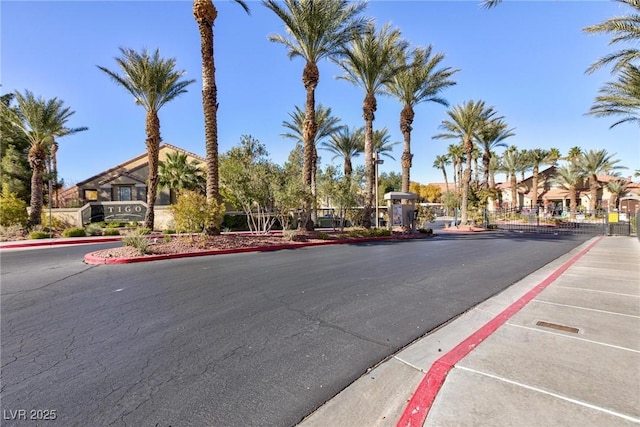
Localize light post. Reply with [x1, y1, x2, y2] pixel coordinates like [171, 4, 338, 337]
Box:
[374, 151, 384, 228]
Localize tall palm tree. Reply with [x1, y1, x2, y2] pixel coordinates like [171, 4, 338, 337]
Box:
[384, 45, 458, 192]
[524, 148, 558, 208]
[553, 164, 583, 213]
[264, 0, 369, 229]
[606, 178, 630, 210]
[98, 47, 195, 230]
[1, 90, 86, 226]
[433, 100, 498, 224]
[584, 0, 640, 74]
[475, 118, 514, 189]
[281, 104, 343, 209]
[499, 146, 525, 210]
[578, 149, 625, 213]
[321, 126, 363, 177]
[433, 154, 451, 192]
[335, 22, 407, 228]
[587, 63, 640, 128]
[193, 0, 249, 220]
[447, 143, 465, 192]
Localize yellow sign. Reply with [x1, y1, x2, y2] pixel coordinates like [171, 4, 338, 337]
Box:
[608, 212, 619, 223]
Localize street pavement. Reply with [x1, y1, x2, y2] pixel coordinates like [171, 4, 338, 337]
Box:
[299, 235, 640, 427]
[2, 233, 637, 426]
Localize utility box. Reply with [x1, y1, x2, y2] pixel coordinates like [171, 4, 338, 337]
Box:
[383, 192, 418, 233]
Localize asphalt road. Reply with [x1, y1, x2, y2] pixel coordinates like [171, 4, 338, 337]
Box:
[0, 233, 592, 426]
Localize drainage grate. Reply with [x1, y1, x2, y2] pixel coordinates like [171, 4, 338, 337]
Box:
[536, 321, 579, 334]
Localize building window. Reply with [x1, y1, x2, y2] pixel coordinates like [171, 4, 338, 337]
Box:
[116, 186, 132, 201]
[84, 189, 98, 201]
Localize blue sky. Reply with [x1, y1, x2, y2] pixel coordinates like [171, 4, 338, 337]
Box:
[2, 0, 638, 187]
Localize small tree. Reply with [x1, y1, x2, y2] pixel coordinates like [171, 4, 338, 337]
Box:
[0, 184, 28, 227]
[169, 190, 224, 234]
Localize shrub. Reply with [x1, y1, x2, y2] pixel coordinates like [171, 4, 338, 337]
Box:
[122, 231, 149, 255]
[103, 228, 121, 236]
[62, 227, 87, 238]
[0, 224, 25, 241]
[137, 228, 152, 235]
[316, 232, 330, 240]
[40, 212, 72, 232]
[85, 224, 103, 236]
[163, 234, 172, 243]
[170, 191, 225, 234]
[418, 228, 433, 235]
[29, 231, 50, 239]
[162, 229, 176, 235]
[0, 184, 28, 227]
[106, 222, 125, 228]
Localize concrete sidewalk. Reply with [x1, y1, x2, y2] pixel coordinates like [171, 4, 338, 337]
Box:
[300, 236, 640, 426]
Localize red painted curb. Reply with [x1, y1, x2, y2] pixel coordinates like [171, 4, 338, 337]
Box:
[83, 235, 434, 265]
[396, 235, 605, 427]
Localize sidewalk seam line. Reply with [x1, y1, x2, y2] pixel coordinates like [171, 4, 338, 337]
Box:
[504, 323, 640, 354]
[532, 300, 640, 318]
[393, 356, 426, 373]
[455, 365, 640, 424]
[553, 285, 640, 298]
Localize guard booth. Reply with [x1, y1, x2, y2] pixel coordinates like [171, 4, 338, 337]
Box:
[383, 192, 418, 233]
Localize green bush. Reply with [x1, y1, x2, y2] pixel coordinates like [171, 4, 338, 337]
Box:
[106, 222, 125, 228]
[170, 191, 225, 233]
[316, 232, 330, 240]
[137, 228, 152, 235]
[103, 228, 121, 236]
[62, 227, 87, 238]
[122, 231, 149, 255]
[85, 224, 103, 236]
[418, 228, 433, 235]
[0, 184, 28, 227]
[162, 229, 176, 235]
[29, 231, 50, 239]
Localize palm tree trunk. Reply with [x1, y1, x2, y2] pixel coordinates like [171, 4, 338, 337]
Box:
[589, 174, 598, 213]
[531, 166, 539, 209]
[452, 160, 458, 192]
[362, 92, 376, 229]
[194, 0, 220, 234]
[510, 173, 518, 209]
[301, 61, 319, 230]
[52, 140, 60, 208]
[482, 152, 490, 189]
[27, 145, 47, 226]
[400, 104, 414, 193]
[569, 185, 577, 212]
[461, 137, 473, 224]
[144, 111, 161, 230]
[442, 167, 449, 192]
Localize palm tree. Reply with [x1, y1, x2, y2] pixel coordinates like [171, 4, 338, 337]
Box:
[566, 146, 583, 164]
[1, 90, 86, 226]
[335, 22, 407, 228]
[434, 100, 498, 224]
[372, 127, 400, 161]
[476, 118, 514, 189]
[553, 164, 583, 213]
[433, 154, 451, 192]
[606, 179, 630, 210]
[499, 146, 525, 210]
[487, 152, 500, 190]
[584, 0, 640, 74]
[193, 0, 250, 220]
[321, 126, 363, 177]
[264, 0, 369, 229]
[578, 149, 625, 213]
[447, 143, 465, 192]
[281, 104, 343, 203]
[98, 47, 195, 230]
[384, 45, 458, 192]
[158, 151, 206, 198]
[587, 63, 640, 128]
[524, 148, 558, 208]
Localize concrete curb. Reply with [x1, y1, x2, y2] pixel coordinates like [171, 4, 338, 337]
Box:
[83, 234, 437, 265]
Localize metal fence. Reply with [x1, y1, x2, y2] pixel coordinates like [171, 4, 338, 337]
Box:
[487, 207, 609, 236]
